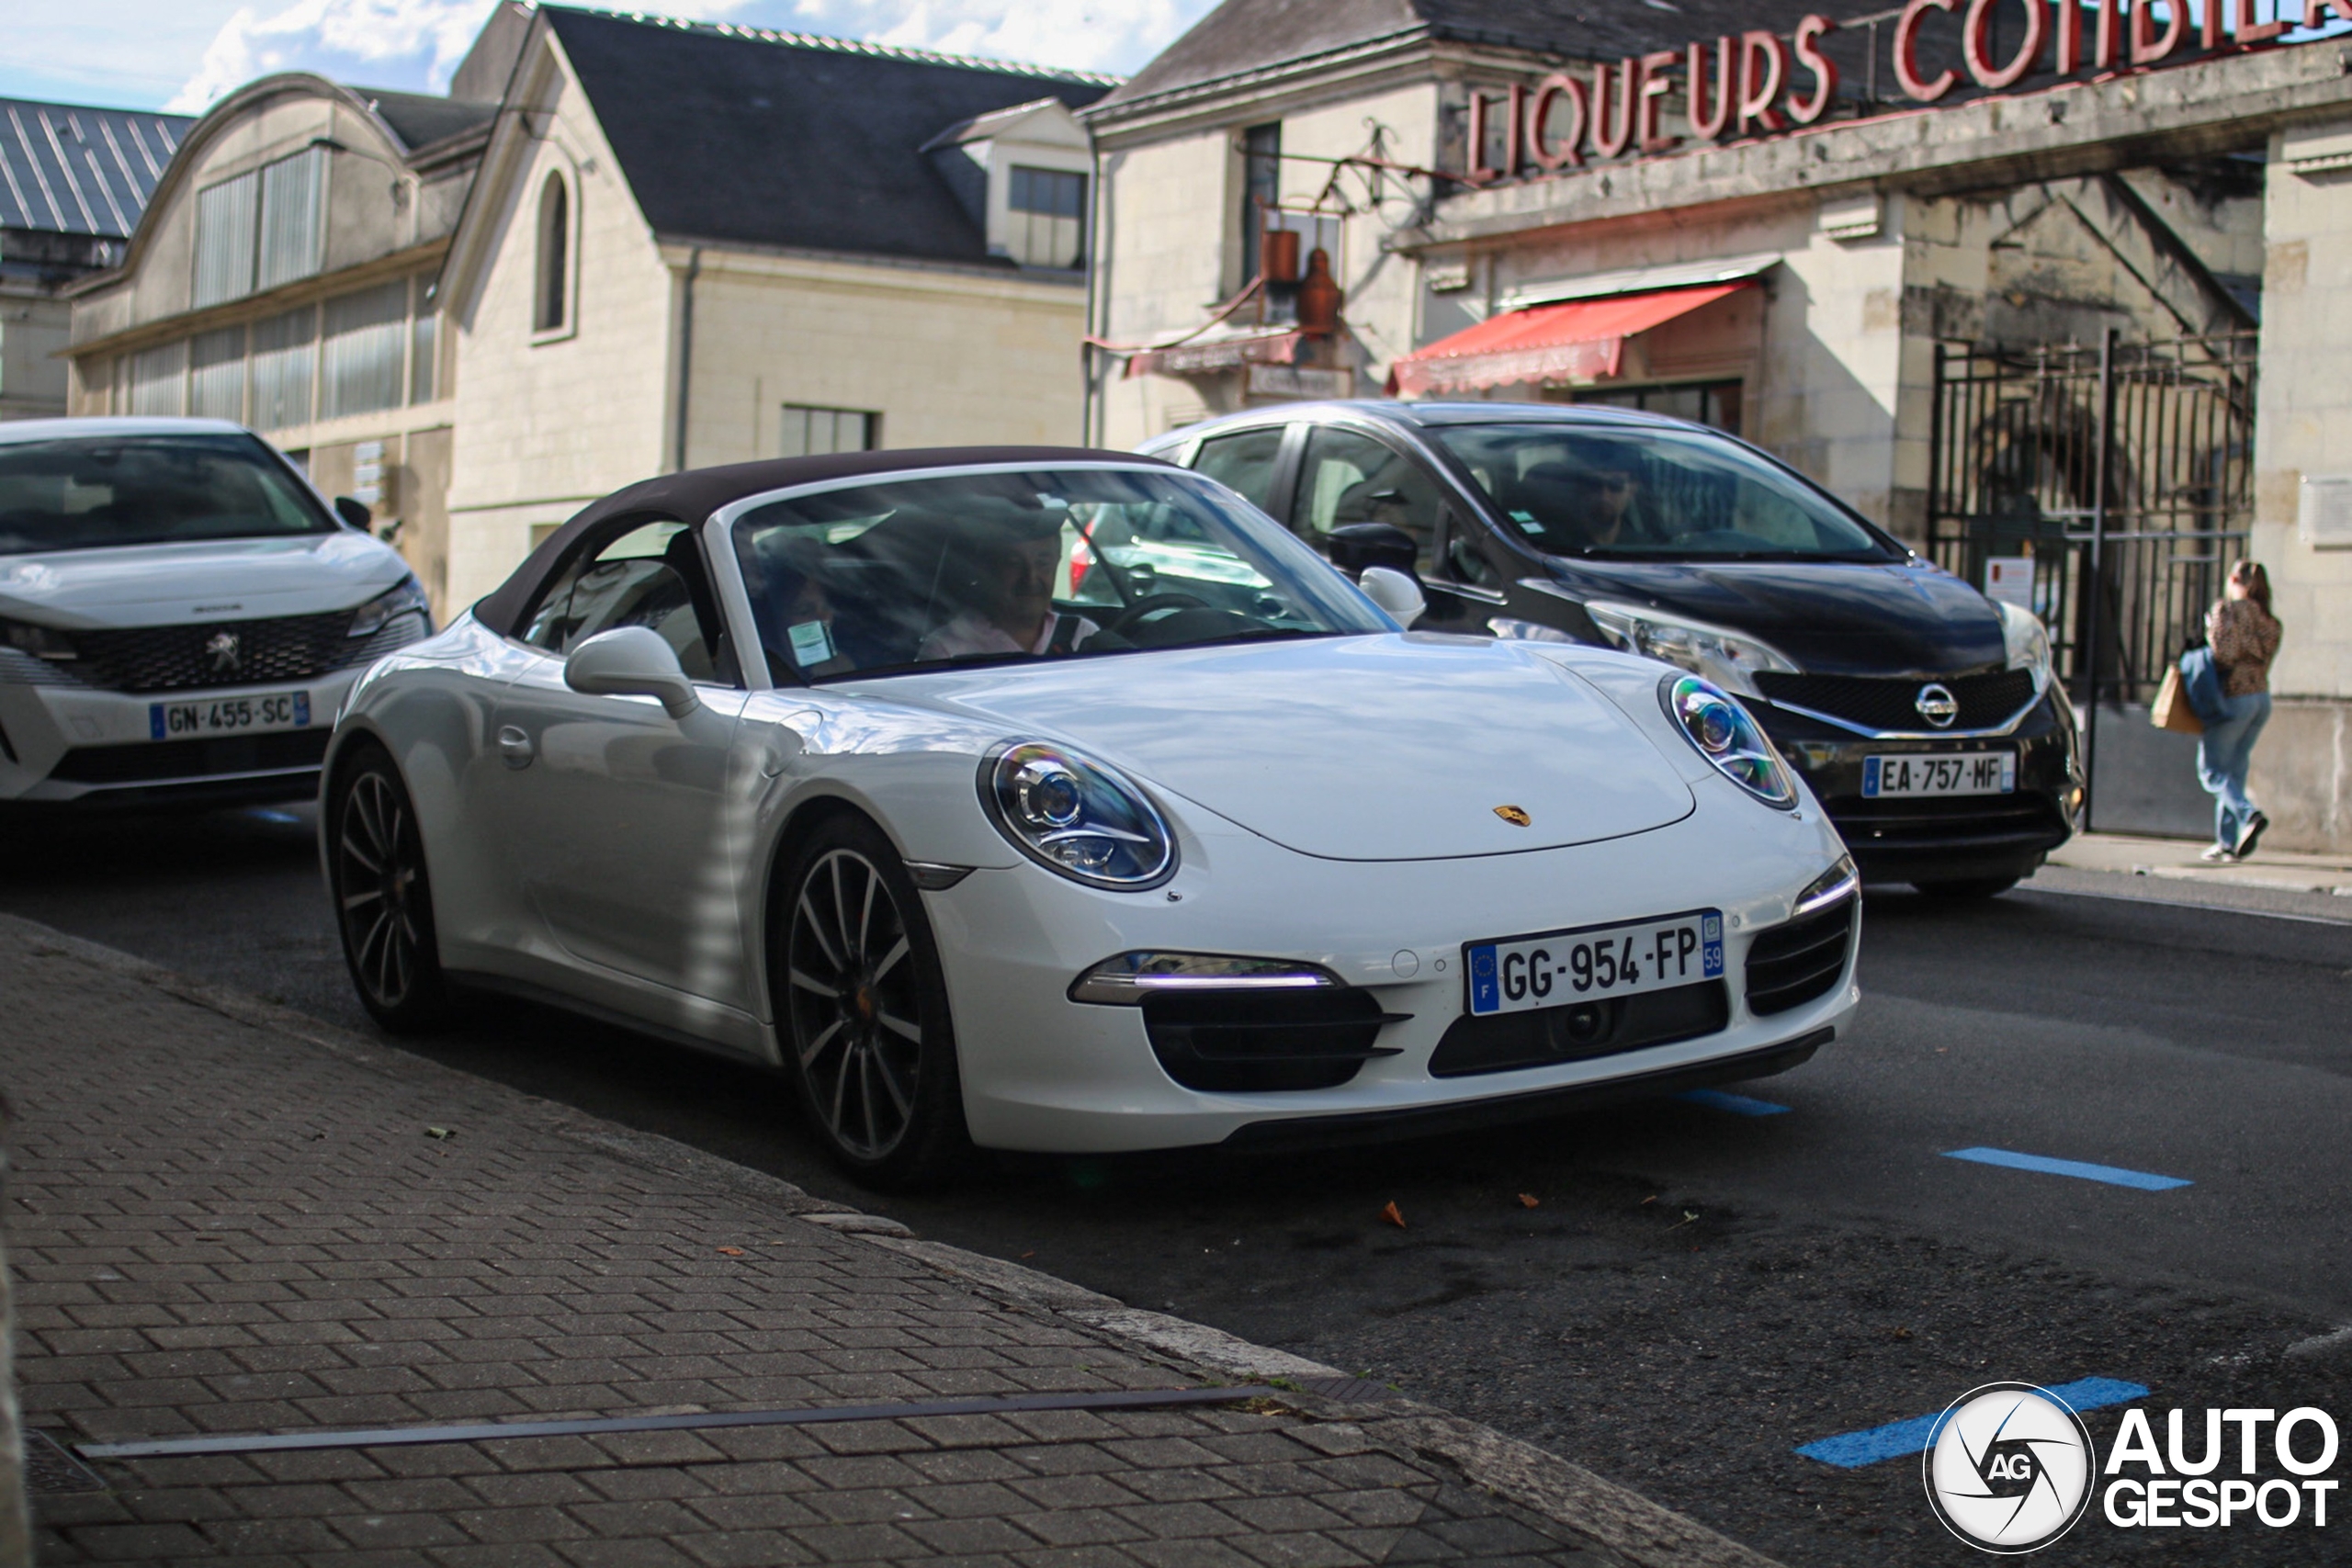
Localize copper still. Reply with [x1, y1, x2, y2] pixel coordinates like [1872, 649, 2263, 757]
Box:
[1297, 247, 1342, 335]
[1259, 227, 1301, 284]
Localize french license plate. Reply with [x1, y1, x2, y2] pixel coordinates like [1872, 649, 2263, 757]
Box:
[1862, 751, 2015, 798]
[149, 691, 311, 739]
[1466, 909, 1724, 1018]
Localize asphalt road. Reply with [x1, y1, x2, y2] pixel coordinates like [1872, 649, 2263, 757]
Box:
[6, 803, 2351, 1567]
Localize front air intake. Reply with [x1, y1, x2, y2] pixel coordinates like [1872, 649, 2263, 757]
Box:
[1743, 897, 1856, 1017]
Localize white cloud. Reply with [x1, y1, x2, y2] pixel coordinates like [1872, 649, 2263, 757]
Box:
[160, 0, 1211, 115]
[165, 0, 508, 109]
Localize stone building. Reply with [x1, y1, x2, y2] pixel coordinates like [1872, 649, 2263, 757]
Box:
[0, 96, 192, 421]
[66, 4, 1111, 615]
[1086, 0, 2352, 850]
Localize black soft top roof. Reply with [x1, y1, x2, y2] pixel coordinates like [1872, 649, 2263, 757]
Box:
[472, 446, 1175, 638]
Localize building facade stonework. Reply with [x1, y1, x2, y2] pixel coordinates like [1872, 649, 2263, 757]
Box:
[68, 5, 1111, 616]
[1088, 0, 2352, 851]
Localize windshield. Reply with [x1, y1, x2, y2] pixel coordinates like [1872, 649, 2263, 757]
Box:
[0, 434, 336, 557]
[731, 466, 1390, 682]
[1434, 423, 1899, 562]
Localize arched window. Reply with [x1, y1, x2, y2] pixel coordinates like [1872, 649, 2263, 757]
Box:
[535, 174, 569, 333]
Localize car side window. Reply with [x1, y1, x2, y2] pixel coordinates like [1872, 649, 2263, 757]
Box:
[517, 519, 732, 682]
[1190, 427, 1285, 513]
[1291, 427, 1442, 575]
[1440, 511, 1505, 590]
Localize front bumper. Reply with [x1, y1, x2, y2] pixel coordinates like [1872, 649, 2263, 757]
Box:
[920, 800, 1860, 1155]
[0, 666, 362, 808]
[1762, 689, 2081, 885]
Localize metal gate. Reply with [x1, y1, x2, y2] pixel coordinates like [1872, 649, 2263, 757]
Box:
[1927, 331, 2258, 705]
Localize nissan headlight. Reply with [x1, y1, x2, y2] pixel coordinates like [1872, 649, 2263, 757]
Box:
[1587, 600, 1798, 698]
[1661, 673, 1797, 808]
[348, 575, 432, 638]
[980, 741, 1176, 890]
[1996, 600, 2052, 688]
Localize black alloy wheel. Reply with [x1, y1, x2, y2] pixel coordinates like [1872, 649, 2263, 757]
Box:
[330, 747, 450, 1032]
[776, 815, 967, 1188]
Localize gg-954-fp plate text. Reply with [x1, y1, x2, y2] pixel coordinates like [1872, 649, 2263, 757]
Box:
[1466, 909, 1724, 1018]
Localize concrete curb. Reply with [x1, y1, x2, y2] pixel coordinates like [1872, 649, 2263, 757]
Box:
[0, 910, 1787, 1568]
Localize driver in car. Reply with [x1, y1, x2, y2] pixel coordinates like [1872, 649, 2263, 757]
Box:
[919, 513, 1102, 660]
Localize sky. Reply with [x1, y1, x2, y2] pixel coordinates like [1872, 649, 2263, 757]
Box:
[0, 0, 1216, 114]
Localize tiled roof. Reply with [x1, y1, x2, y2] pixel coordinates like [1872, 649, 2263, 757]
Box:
[544, 7, 1114, 265]
[0, 97, 193, 238]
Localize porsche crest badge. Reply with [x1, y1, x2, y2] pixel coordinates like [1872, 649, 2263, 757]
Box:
[1493, 805, 1532, 827]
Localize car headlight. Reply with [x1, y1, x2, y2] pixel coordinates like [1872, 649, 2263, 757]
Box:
[0, 616, 75, 660]
[348, 576, 432, 639]
[979, 741, 1176, 890]
[1069, 952, 1339, 1005]
[1793, 853, 1860, 916]
[1996, 599, 2052, 688]
[1586, 600, 1798, 698]
[1661, 672, 1798, 809]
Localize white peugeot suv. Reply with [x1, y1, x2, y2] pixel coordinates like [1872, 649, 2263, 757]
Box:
[0, 417, 428, 809]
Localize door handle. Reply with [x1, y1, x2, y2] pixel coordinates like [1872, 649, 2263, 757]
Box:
[496, 725, 535, 769]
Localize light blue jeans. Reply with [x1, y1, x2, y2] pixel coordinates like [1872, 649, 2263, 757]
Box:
[2197, 690, 2272, 849]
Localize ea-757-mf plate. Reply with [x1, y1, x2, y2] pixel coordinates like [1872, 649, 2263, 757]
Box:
[1466, 909, 1724, 1018]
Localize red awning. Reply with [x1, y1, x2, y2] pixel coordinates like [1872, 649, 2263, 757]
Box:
[1385, 284, 1749, 397]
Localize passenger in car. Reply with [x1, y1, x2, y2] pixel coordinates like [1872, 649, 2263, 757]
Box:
[919, 514, 1101, 661]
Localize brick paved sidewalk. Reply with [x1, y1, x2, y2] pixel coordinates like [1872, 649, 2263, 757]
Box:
[0, 914, 1779, 1568]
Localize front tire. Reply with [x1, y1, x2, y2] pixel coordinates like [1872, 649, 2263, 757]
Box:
[328, 744, 452, 1032]
[774, 815, 968, 1189]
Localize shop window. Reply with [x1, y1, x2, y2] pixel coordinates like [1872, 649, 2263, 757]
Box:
[535, 174, 570, 334]
[1238, 122, 1280, 291]
[409, 276, 439, 403]
[257, 149, 325, 292]
[1563, 379, 1743, 436]
[187, 325, 246, 422]
[1007, 166, 1086, 268]
[321, 280, 407, 420]
[781, 404, 876, 457]
[126, 340, 187, 416]
[250, 305, 317, 432]
[191, 147, 325, 309]
[191, 173, 258, 310]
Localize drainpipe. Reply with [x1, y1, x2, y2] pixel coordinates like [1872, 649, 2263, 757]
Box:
[673, 245, 701, 473]
[1083, 144, 1107, 446]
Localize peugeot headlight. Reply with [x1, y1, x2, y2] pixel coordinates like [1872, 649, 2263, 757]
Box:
[1661, 673, 1797, 809]
[1996, 600, 2052, 688]
[348, 575, 431, 639]
[980, 741, 1176, 890]
[1586, 600, 1798, 698]
[0, 616, 75, 660]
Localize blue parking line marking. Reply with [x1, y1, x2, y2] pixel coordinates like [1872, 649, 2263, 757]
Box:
[1942, 1146, 2192, 1190]
[1675, 1089, 1789, 1117]
[1795, 1377, 2150, 1469]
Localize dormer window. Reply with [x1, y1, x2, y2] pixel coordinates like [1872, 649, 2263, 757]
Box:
[1007, 166, 1085, 269]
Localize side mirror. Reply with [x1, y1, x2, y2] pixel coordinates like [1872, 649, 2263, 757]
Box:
[1327, 522, 1419, 579]
[334, 495, 372, 531]
[564, 626, 700, 719]
[1358, 566, 1426, 627]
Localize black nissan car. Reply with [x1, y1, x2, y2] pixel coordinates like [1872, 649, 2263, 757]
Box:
[1138, 401, 2082, 897]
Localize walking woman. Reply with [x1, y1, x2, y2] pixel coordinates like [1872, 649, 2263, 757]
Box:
[2199, 558, 2283, 862]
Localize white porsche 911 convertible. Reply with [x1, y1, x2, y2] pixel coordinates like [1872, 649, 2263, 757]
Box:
[324, 448, 1859, 1186]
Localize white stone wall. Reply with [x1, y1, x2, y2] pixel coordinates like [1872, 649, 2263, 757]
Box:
[679, 254, 1084, 468]
[444, 39, 675, 606]
[2255, 122, 2352, 705]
